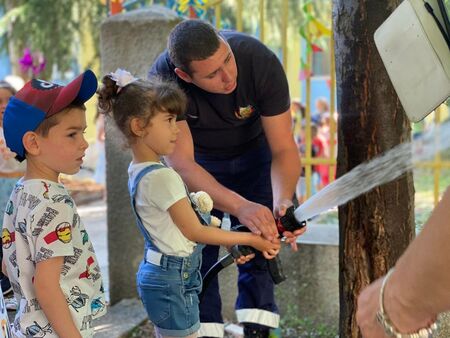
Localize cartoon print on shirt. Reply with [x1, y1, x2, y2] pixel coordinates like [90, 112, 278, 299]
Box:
[80, 230, 88, 245]
[16, 219, 29, 243]
[43, 222, 72, 244]
[23, 298, 41, 313]
[25, 321, 52, 337]
[35, 247, 54, 262]
[91, 297, 105, 316]
[5, 200, 13, 215]
[62, 247, 83, 276]
[51, 194, 74, 207]
[80, 314, 93, 331]
[79, 256, 95, 280]
[78, 256, 101, 282]
[41, 181, 51, 200]
[2, 228, 15, 249]
[67, 286, 89, 312]
[19, 192, 41, 210]
[33, 207, 59, 236]
[73, 213, 80, 228]
[8, 250, 17, 268]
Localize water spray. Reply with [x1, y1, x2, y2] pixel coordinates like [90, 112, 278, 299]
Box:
[294, 119, 450, 223]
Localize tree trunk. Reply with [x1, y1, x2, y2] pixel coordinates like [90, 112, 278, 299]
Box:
[333, 1, 415, 337]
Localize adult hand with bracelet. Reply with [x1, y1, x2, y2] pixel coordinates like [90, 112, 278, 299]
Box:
[357, 270, 437, 338]
[356, 187, 450, 337]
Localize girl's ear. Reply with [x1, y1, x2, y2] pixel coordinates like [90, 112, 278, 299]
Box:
[130, 117, 144, 138]
[22, 131, 40, 156]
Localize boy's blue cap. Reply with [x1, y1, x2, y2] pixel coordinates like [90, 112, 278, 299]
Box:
[3, 70, 97, 162]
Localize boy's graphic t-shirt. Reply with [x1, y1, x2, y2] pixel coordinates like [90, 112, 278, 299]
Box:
[2, 179, 106, 337]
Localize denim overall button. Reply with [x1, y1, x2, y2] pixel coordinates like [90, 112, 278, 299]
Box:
[183, 272, 189, 279]
[186, 261, 190, 267]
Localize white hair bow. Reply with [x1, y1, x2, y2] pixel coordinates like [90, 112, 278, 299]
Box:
[109, 68, 138, 93]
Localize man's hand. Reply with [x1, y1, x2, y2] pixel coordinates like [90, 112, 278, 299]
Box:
[274, 199, 306, 251]
[236, 200, 278, 241]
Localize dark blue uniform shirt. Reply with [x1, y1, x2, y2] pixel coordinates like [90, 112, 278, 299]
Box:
[149, 31, 290, 156]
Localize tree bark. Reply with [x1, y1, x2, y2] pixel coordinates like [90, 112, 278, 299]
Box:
[333, 1, 415, 337]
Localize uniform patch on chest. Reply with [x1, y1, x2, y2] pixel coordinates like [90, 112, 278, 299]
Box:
[235, 105, 255, 119]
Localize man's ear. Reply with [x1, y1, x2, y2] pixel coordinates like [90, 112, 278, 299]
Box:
[174, 68, 193, 83]
[22, 131, 40, 156]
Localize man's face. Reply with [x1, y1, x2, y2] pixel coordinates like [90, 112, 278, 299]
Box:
[182, 39, 238, 94]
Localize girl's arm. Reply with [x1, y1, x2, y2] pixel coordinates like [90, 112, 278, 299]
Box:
[35, 257, 82, 338]
[169, 197, 280, 256]
[166, 121, 279, 241]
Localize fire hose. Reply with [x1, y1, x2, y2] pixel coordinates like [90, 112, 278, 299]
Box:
[199, 206, 306, 301]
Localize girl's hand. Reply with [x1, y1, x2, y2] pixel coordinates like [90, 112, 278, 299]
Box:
[234, 253, 255, 265]
[251, 235, 280, 257]
[262, 247, 280, 259]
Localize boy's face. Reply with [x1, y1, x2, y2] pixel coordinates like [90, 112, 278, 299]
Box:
[32, 107, 88, 181]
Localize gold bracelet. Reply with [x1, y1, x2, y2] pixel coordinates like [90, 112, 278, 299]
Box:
[376, 268, 438, 338]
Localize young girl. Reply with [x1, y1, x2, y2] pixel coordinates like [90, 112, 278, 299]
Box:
[97, 69, 280, 338]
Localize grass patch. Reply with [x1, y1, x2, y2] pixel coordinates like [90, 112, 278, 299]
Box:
[280, 304, 337, 337]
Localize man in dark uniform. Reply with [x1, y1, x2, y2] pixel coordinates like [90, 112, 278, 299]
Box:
[149, 19, 303, 338]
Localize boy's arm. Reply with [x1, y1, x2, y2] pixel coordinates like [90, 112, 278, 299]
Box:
[168, 197, 280, 257]
[34, 257, 82, 338]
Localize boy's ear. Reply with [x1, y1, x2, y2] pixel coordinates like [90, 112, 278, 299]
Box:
[22, 131, 40, 156]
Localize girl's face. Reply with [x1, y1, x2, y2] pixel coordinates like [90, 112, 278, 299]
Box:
[0, 88, 14, 127]
[135, 111, 180, 162]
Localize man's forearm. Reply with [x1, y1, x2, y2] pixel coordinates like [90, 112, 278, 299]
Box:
[271, 148, 301, 207]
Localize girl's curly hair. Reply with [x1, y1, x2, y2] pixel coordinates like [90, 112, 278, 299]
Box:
[97, 75, 187, 145]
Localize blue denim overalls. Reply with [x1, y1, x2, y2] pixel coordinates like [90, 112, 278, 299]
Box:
[129, 164, 204, 337]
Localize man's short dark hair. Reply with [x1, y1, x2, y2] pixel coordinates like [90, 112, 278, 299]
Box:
[168, 20, 221, 75]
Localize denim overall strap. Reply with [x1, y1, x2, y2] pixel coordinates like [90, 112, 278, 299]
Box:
[128, 163, 166, 251]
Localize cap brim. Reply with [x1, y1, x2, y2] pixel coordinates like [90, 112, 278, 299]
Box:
[49, 69, 98, 115]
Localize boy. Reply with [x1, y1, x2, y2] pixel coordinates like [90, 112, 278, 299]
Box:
[2, 70, 106, 337]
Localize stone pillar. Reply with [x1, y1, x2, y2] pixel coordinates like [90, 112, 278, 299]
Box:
[100, 6, 181, 304]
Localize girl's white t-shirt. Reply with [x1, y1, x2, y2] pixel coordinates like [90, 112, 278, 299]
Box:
[128, 161, 197, 256]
